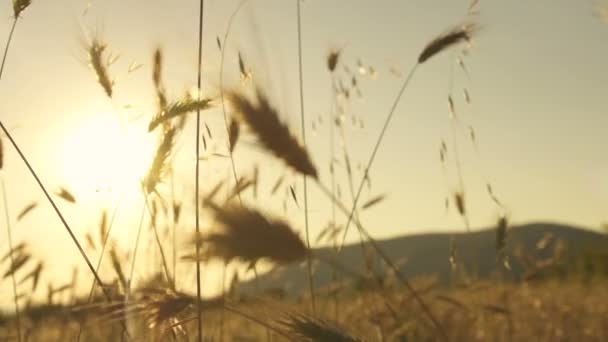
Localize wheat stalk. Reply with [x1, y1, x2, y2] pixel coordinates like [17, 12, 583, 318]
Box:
[418, 24, 477, 64]
[276, 313, 364, 342]
[227, 86, 318, 178]
[184, 201, 308, 265]
[87, 36, 113, 98]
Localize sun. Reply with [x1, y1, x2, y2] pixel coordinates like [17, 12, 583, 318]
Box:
[60, 114, 157, 199]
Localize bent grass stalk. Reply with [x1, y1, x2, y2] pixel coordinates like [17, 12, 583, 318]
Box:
[338, 23, 477, 248]
[337, 64, 419, 249]
[219, 0, 251, 207]
[296, 0, 316, 314]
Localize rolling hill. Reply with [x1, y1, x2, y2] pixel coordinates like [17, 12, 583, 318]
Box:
[238, 222, 608, 296]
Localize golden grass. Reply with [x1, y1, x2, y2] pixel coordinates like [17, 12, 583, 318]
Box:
[87, 37, 113, 98]
[184, 200, 308, 265]
[1, 2, 606, 342]
[418, 23, 477, 64]
[227, 86, 318, 178]
[12, 0, 31, 19]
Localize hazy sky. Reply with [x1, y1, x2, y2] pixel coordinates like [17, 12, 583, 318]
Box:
[1, 0, 607, 306]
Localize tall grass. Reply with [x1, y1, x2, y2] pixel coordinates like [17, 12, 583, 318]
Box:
[194, 1, 206, 341]
[1, 2, 605, 342]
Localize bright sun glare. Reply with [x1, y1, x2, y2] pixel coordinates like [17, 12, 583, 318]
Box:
[60, 115, 157, 199]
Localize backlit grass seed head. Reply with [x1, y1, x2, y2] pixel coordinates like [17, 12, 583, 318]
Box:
[186, 201, 308, 265]
[496, 215, 508, 252]
[13, 0, 31, 18]
[148, 97, 214, 132]
[327, 49, 341, 73]
[277, 313, 364, 342]
[454, 191, 466, 216]
[418, 23, 477, 64]
[227, 86, 318, 178]
[228, 118, 240, 152]
[17, 202, 38, 222]
[88, 38, 113, 98]
[144, 126, 177, 195]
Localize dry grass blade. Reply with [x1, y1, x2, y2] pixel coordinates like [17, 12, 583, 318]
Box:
[228, 118, 240, 152]
[3, 252, 30, 279]
[253, 164, 259, 198]
[289, 185, 298, 206]
[271, 174, 285, 195]
[327, 48, 341, 73]
[98, 210, 108, 243]
[128, 61, 142, 73]
[496, 215, 509, 268]
[87, 37, 113, 98]
[153, 48, 163, 88]
[16, 201, 37, 221]
[238, 51, 251, 82]
[109, 248, 128, 290]
[18, 261, 42, 292]
[448, 95, 455, 118]
[463, 88, 471, 104]
[56, 187, 76, 203]
[152, 49, 168, 113]
[205, 180, 224, 202]
[228, 177, 253, 201]
[144, 126, 176, 194]
[0, 134, 3, 170]
[185, 201, 307, 265]
[276, 313, 364, 342]
[486, 183, 503, 207]
[13, 0, 31, 18]
[227, 87, 318, 177]
[454, 191, 465, 216]
[85, 233, 96, 251]
[149, 97, 213, 132]
[418, 23, 477, 64]
[172, 202, 182, 224]
[0, 242, 26, 264]
[360, 194, 386, 210]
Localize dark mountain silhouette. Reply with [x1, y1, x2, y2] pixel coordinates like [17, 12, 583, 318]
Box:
[238, 222, 608, 296]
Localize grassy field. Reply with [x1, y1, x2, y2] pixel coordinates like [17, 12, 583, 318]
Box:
[1, 0, 608, 341]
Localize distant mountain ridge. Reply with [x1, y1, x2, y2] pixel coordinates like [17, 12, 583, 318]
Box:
[239, 222, 607, 296]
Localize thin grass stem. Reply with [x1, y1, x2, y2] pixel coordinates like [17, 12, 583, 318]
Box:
[195, 1, 206, 340]
[315, 179, 449, 341]
[337, 63, 418, 249]
[296, 0, 316, 314]
[1, 177, 22, 342]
